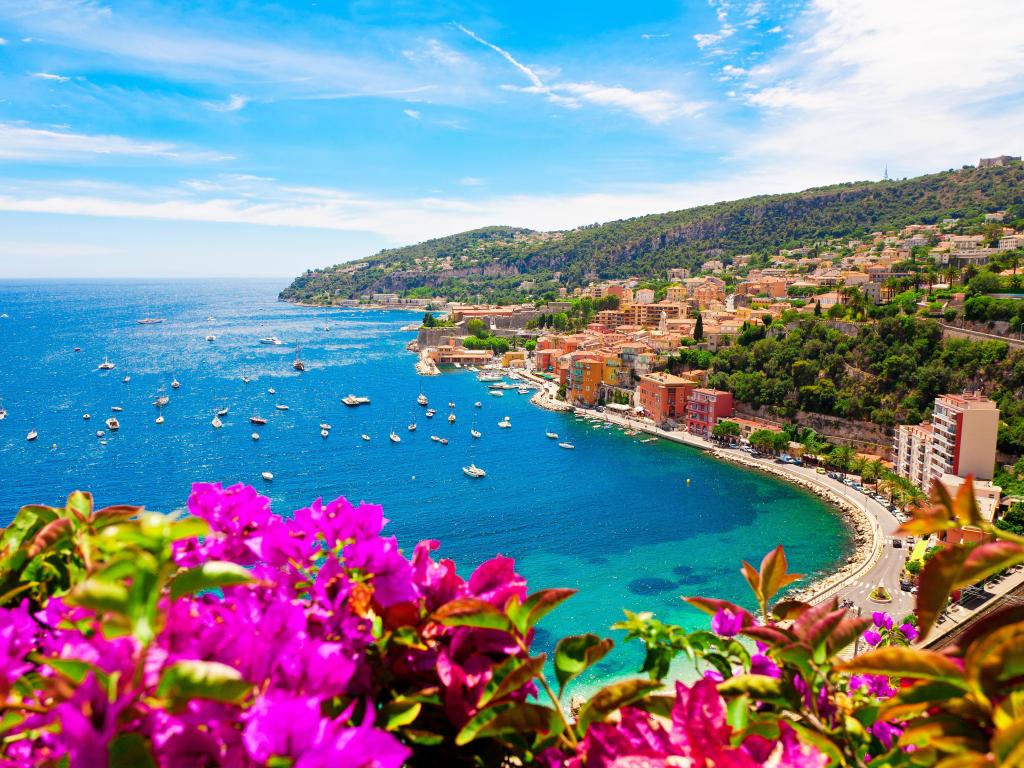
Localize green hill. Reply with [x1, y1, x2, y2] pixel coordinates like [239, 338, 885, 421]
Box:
[280, 164, 1024, 304]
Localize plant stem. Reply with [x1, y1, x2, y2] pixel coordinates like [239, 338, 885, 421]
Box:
[515, 637, 578, 749]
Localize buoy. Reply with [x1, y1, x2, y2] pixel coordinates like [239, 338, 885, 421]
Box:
[685, 478, 691, 485]
[411, 475, 416, 480]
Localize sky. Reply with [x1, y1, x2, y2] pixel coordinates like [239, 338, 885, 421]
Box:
[0, 1, 1023, 278]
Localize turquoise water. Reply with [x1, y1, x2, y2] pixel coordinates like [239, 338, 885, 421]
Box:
[0, 279, 851, 691]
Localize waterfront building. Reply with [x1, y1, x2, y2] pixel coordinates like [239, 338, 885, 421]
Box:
[567, 356, 605, 405]
[685, 388, 734, 437]
[637, 372, 697, 424]
[426, 337, 495, 366]
[895, 422, 934, 490]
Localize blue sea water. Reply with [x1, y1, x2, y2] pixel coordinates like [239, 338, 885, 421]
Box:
[0, 279, 851, 691]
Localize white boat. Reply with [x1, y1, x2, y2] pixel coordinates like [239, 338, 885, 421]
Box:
[546, 431, 559, 439]
[216, 407, 229, 417]
[417, 394, 428, 406]
[206, 334, 216, 342]
[431, 435, 440, 442]
[171, 379, 180, 389]
[448, 402, 455, 408]
[321, 429, 329, 438]
[448, 414, 456, 423]
[242, 376, 250, 384]
[251, 432, 260, 441]
[558, 442, 575, 449]
[82, 413, 91, 421]
[389, 431, 401, 443]
[99, 440, 107, 446]
[425, 409, 435, 418]
[98, 357, 115, 370]
[111, 406, 123, 412]
[474, 401, 482, 408]
[439, 438, 449, 445]
[0, 407, 6, 421]
[106, 418, 120, 431]
[268, 388, 276, 395]
[292, 349, 306, 372]
[454, 362, 462, 369]
[462, 463, 486, 478]
[319, 423, 332, 431]
[275, 404, 289, 411]
[123, 375, 131, 384]
[96, 430, 105, 437]
[261, 471, 274, 481]
[489, 391, 504, 397]
[471, 429, 481, 438]
[136, 318, 163, 325]
[259, 337, 282, 345]
[517, 388, 530, 395]
[211, 416, 223, 428]
[498, 417, 511, 429]
[477, 371, 502, 382]
[488, 383, 504, 390]
[408, 423, 417, 431]
[250, 416, 267, 425]
[342, 395, 371, 407]
[155, 415, 164, 424]
[153, 396, 169, 407]
[361, 434, 371, 441]
[27, 430, 38, 441]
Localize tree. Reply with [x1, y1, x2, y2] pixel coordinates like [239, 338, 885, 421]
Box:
[422, 312, 436, 328]
[694, 313, 704, 341]
[712, 420, 741, 444]
[524, 339, 537, 352]
[830, 444, 855, 476]
[467, 318, 488, 338]
[552, 312, 570, 331]
[996, 502, 1024, 536]
[749, 429, 782, 454]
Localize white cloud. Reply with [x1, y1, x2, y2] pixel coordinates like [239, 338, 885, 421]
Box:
[205, 94, 248, 112]
[32, 72, 70, 82]
[459, 177, 483, 186]
[0, 122, 231, 162]
[403, 109, 421, 120]
[0, 37, 7, 45]
[456, 24, 702, 124]
[640, 33, 672, 40]
[766, 25, 782, 33]
[402, 39, 467, 68]
[721, 65, 747, 77]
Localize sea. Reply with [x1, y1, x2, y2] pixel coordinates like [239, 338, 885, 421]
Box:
[0, 279, 851, 692]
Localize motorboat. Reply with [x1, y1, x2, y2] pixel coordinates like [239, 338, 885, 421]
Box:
[477, 371, 502, 382]
[488, 383, 504, 390]
[137, 318, 164, 325]
[261, 471, 274, 481]
[408, 423, 417, 431]
[517, 388, 530, 395]
[98, 357, 115, 370]
[425, 409, 436, 418]
[319, 423, 331, 431]
[216, 407, 229, 417]
[268, 388, 276, 395]
[430, 435, 440, 442]
[498, 417, 511, 429]
[82, 413, 91, 421]
[558, 442, 575, 449]
[259, 337, 282, 345]
[27, 430, 38, 441]
[546, 431, 559, 439]
[448, 413, 456, 423]
[74, 347, 81, 352]
[417, 393, 428, 406]
[439, 438, 448, 445]
[454, 362, 462, 369]
[123, 375, 131, 384]
[153, 395, 170, 407]
[361, 434, 371, 441]
[251, 432, 259, 441]
[389, 431, 401, 443]
[242, 376, 250, 384]
[111, 406, 123, 412]
[342, 395, 371, 407]
[489, 391, 504, 397]
[321, 429, 329, 438]
[275, 404, 289, 411]
[250, 416, 268, 425]
[471, 429, 481, 438]
[96, 430, 105, 438]
[474, 401, 482, 408]
[462, 464, 486, 478]
[155, 415, 164, 424]
[171, 379, 180, 389]
[211, 416, 223, 428]
[106, 418, 120, 431]
[206, 334, 216, 342]
[448, 402, 455, 409]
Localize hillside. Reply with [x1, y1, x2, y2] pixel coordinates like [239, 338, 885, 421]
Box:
[280, 164, 1024, 303]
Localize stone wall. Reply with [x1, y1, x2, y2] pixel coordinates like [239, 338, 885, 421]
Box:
[734, 404, 893, 457]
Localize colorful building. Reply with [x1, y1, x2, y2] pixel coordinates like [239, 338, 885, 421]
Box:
[637, 372, 697, 424]
[685, 388, 734, 436]
[567, 356, 604, 405]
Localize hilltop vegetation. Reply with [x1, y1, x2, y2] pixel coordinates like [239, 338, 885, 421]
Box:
[281, 164, 1024, 303]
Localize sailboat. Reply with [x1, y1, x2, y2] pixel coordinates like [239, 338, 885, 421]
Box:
[82, 413, 91, 421]
[171, 379, 180, 389]
[408, 422, 417, 431]
[27, 430, 38, 441]
[546, 431, 559, 439]
[211, 416, 223, 428]
[321, 429, 330, 438]
[471, 425, 481, 438]
[261, 471, 274, 481]
[389, 431, 401, 443]
[361, 434, 371, 441]
[206, 334, 216, 342]
[251, 432, 260, 441]
[153, 395, 170, 407]
[474, 401, 482, 408]
[98, 357, 115, 370]
[462, 463, 486, 478]
[293, 348, 306, 372]
[498, 416, 511, 429]
[558, 442, 575, 450]
[417, 393, 428, 406]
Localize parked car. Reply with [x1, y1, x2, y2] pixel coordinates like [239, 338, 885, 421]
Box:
[892, 539, 903, 548]
[900, 581, 914, 592]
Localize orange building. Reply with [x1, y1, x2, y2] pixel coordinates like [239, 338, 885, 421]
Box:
[567, 356, 605, 405]
[637, 372, 697, 423]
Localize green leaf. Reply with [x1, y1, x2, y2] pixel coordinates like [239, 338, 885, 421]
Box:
[379, 699, 422, 730]
[758, 545, 803, 606]
[993, 717, 1024, 764]
[511, 588, 576, 633]
[157, 660, 252, 704]
[726, 694, 750, 731]
[170, 561, 256, 598]
[953, 542, 1024, 590]
[554, 633, 613, 693]
[917, 545, 971, 637]
[403, 729, 444, 746]
[432, 598, 513, 632]
[576, 678, 661, 732]
[69, 578, 130, 615]
[838, 647, 967, 687]
[110, 732, 156, 768]
[478, 654, 546, 708]
[717, 674, 786, 700]
[168, 516, 210, 541]
[38, 657, 108, 686]
[66, 491, 94, 523]
[1, 505, 58, 557]
[26, 518, 73, 558]
[455, 702, 561, 746]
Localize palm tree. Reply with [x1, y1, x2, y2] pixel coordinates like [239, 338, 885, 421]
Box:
[849, 455, 868, 482]
[830, 445, 855, 477]
[864, 458, 884, 486]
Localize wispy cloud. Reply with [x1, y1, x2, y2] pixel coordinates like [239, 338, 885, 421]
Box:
[31, 72, 70, 82]
[456, 23, 704, 124]
[0, 37, 7, 45]
[0, 122, 232, 162]
[403, 108, 421, 120]
[640, 33, 672, 40]
[458, 176, 483, 186]
[204, 94, 248, 112]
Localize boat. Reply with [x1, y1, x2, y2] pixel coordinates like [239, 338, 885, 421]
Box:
[361, 434, 371, 441]
[82, 413, 90, 421]
[448, 413, 456, 423]
[111, 406, 123, 412]
[250, 416, 267, 425]
[477, 371, 502, 382]
[153, 395, 169, 407]
[171, 379, 180, 389]
[546, 431, 559, 439]
[321, 429, 329, 438]
[211, 416, 223, 428]
[136, 318, 164, 325]
[242, 376, 250, 384]
[471, 429, 481, 438]
[517, 388, 530, 395]
[216, 407, 229, 417]
[462, 463, 486, 478]
[261, 471, 274, 481]
[488, 383, 504, 390]
[106, 418, 120, 431]
[408, 423, 417, 431]
[27, 430, 38, 441]
[454, 362, 462, 369]
[430, 435, 440, 442]
[498, 417, 511, 428]
[558, 442, 575, 449]
[206, 334, 216, 342]
[489, 391, 504, 397]
[275, 404, 289, 411]
[319, 423, 331, 431]
[74, 347, 81, 352]
[155, 415, 164, 424]
[342, 395, 371, 407]
[96, 430, 105, 437]
[439, 438, 449, 445]
[425, 409, 436, 418]
[259, 337, 282, 345]
[417, 393, 428, 406]
[389, 431, 401, 443]
[251, 432, 259, 441]
[448, 402, 455, 408]
[640, 437, 657, 444]
[123, 375, 131, 384]
[293, 348, 306, 372]
[99, 440, 107, 446]
[474, 401, 482, 408]
[268, 388, 276, 395]
[98, 357, 115, 370]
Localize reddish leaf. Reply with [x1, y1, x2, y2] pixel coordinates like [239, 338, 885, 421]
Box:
[27, 518, 73, 558]
[65, 490, 93, 523]
[478, 655, 546, 708]
[826, 616, 872, 656]
[916, 545, 971, 637]
[758, 545, 803, 606]
[772, 599, 811, 621]
[741, 560, 762, 605]
[432, 598, 511, 632]
[838, 647, 967, 687]
[514, 588, 576, 633]
[683, 597, 753, 625]
[576, 678, 661, 732]
[91, 505, 143, 529]
[949, 475, 982, 527]
[740, 624, 793, 646]
[953, 542, 1024, 589]
[963, 621, 1024, 694]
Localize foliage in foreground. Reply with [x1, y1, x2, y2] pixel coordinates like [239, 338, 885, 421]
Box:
[1, 478, 1024, 766]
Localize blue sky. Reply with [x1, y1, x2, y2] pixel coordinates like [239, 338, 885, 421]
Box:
[1, 0, 1023, 277]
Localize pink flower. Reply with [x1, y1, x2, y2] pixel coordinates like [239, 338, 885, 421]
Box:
[0, 601, 36, 695]
[711, 607, 744, 637]
[872, 612, 893, 630]
[899, 623, 919, 643]
[863, 630, 882, 647]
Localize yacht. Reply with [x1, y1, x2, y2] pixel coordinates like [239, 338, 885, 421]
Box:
[417, 393, 428, 406]
[275, 404, 289, 411]
[136, 318, 164, 325]
[474, 401, 482, 408]
[546, 431, 559, 439]
[342, 395, 371, 407]
[488, 383, 504, 390]
[249, 416, 268, 425]
[82, 413, 91, 421]
[98, 357, 115, 370]
[558, 442, 575, 450]
[489, 390, 504, 397]
[155, 415, 164, 424]
[477, 371, 502, 382]
[448, 413, 456, 423]
[259, 337, 283, 345]
[439, 438, 449, 445]
[517, 388, 530, 395]
[261, 471, 274, 481]
[0, 408, 6, 421]
[27, 430, 38, 441]
[430, 435, 440, 442]
[319, 423, 332, 431]
[321, 429, 329, 438]
[425, 409, 436, 418]
[206, 334, 216, 342]
[96, 430, 105, 438]
[268, 388, 276, 395]
[211, 416, 223, 428]
[454, 362, 462, 369]
[74, 347, 81, 352]
[407, 423, 417, 431]
[498, 416, 511, 428]
[471, 429, 481, 438]
[361, 434, 371, 441]
[389, 431, 401, 443]
[106, 417, 120, 431]
[251, 432, 259, 441]
[293, 349, 306, 372]
[448, 402, 455, 409]
[171, 379, 181, 390]
[242, 376, 250, 384]
[462, 464, 486, 478]
[153, 395, 170, 408]
[123, 375, 131, 384]
[111, 406, 123, 412]
[216, 407, 229, 417]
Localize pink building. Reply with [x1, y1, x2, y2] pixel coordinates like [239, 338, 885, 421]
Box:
[685, 389, 734, 437]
